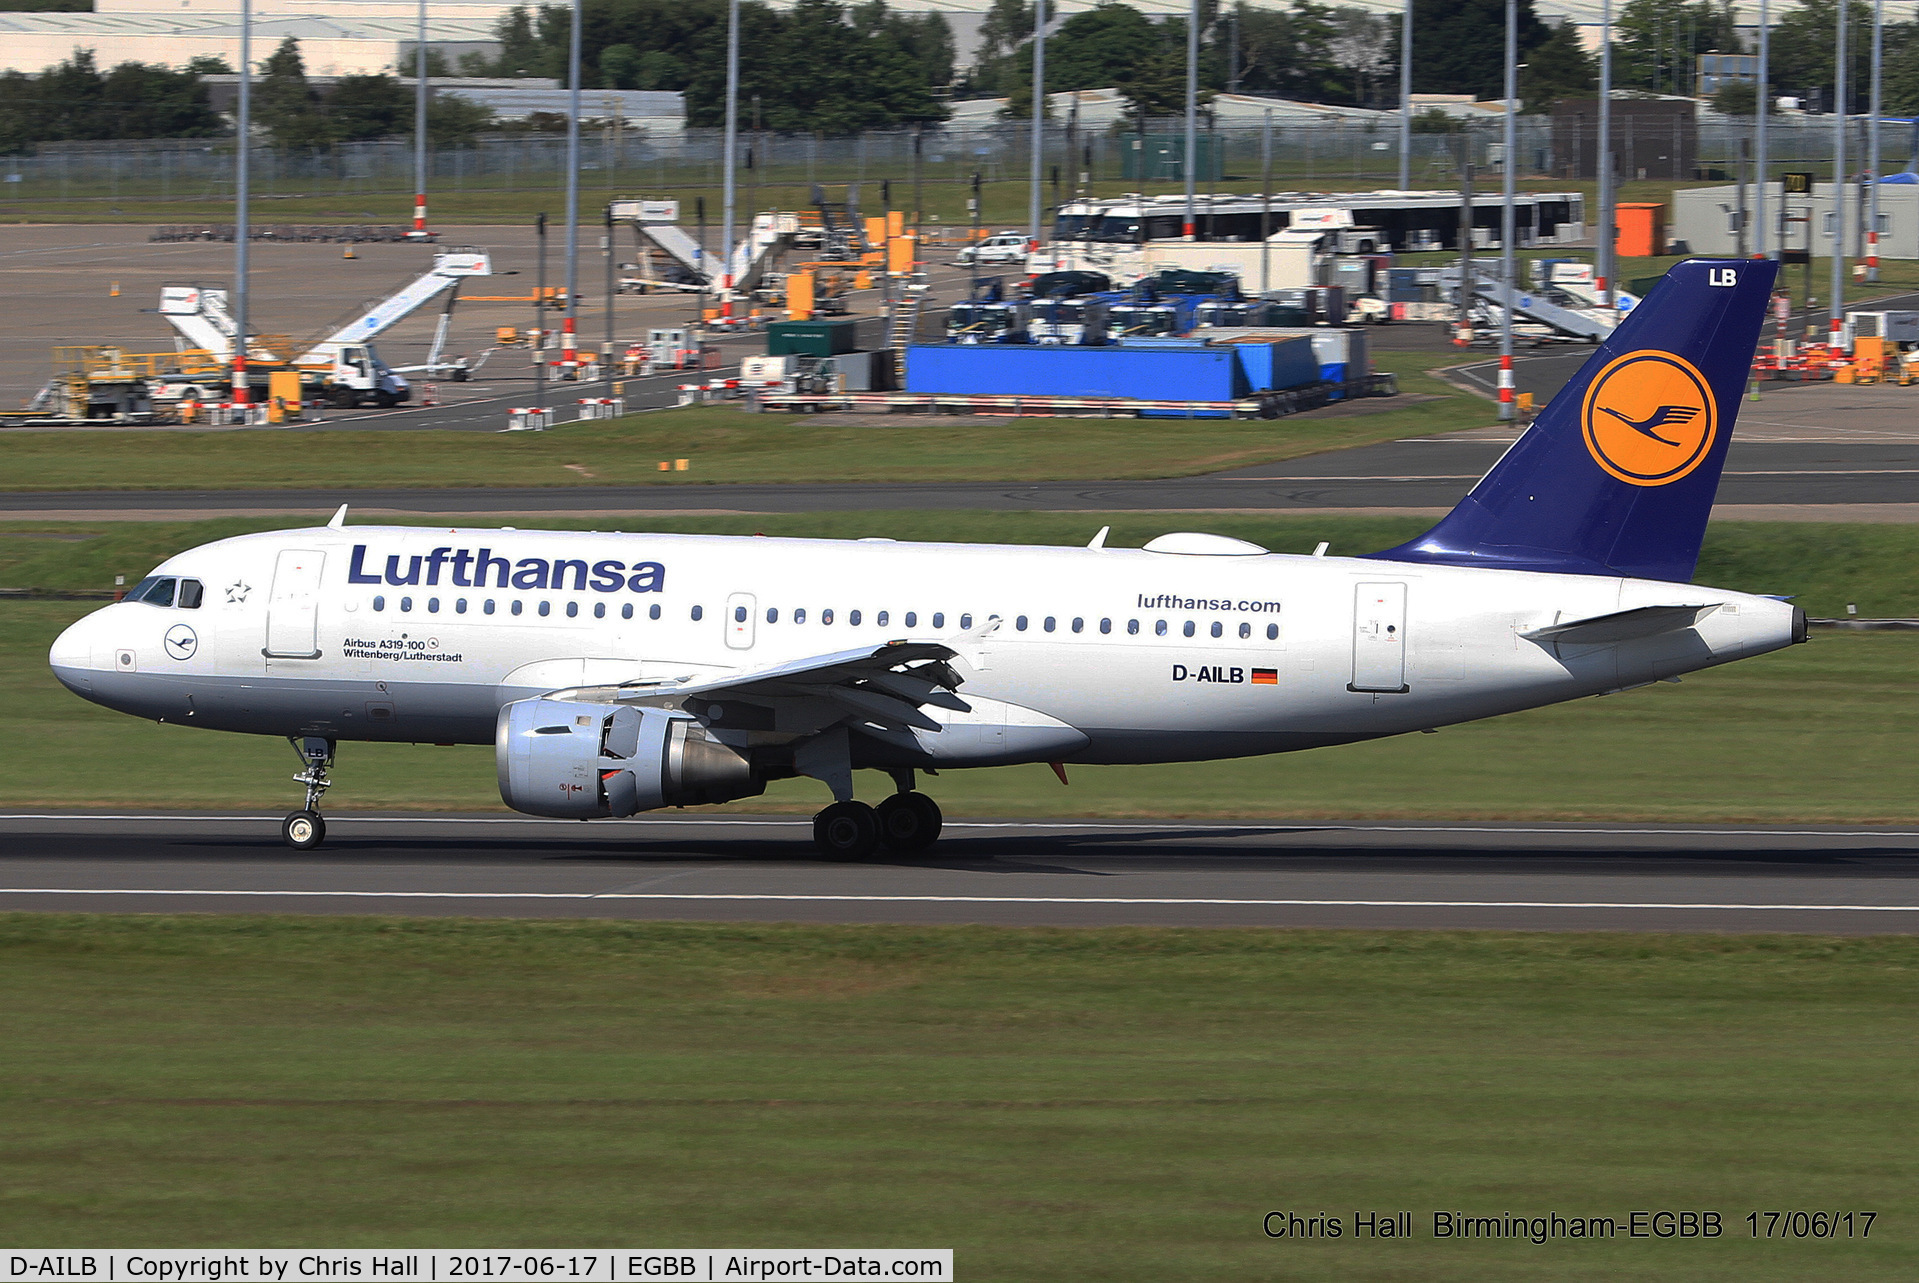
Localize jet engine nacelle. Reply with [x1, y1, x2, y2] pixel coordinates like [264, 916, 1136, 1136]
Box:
[496, 698, 760, 819]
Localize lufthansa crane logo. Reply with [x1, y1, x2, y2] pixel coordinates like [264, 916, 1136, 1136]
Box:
[1581, 351, 1718, 486]
[163, 624, 198, 660]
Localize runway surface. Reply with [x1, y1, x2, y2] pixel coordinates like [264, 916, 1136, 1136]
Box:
[4, 436, 1913, 520]
[4, 813, 1918, 933]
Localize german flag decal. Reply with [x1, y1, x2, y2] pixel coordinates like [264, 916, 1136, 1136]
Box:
[1251, 669, 1278, 685]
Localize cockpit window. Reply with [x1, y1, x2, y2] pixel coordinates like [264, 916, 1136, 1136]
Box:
[177, 579, 204, 609]
[126, 576, 176, 606]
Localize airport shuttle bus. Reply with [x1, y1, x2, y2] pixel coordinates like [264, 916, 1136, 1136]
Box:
[52, 260, 1802, 860]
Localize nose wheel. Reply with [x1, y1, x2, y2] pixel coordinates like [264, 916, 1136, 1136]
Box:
[282, 810, 326, 850]
[283, 735, 335, 850]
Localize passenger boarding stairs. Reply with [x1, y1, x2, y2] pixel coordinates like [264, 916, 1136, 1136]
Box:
[613, 203, 797, 295]
[887, 273, 930, 349]
[1442, 266, 1618, 342]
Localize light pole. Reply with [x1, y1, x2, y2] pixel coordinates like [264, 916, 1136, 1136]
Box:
[1498, 0, 1515, 422]
[1598, 0, 1613, 305]
[1184, 0, 1199, 239]
[1029, 0, 1045, 249]
[413, 0, 428, 237]
[1398, 0, 1412, 192]
[1869, 0, 1882, 280]
[1830, 0, 1847, 341]
[1756, 0, 1769, 259]
[232, 0, 251, 410]
[562, 0, 582, 374]
[722, 0, 740, 316]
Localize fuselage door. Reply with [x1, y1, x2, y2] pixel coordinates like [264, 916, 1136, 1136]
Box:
[725, 592, 756, 650]
[1351, 581, 1408, 693]
[264, 548, 326, 659]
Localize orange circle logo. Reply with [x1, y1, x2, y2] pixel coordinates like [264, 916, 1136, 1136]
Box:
[1580, 351, 1718, 486]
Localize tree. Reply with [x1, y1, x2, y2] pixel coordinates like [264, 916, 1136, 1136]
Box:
[1520, 20, 1596, 111]
[0, 52, 219, 153]
[1405, 0, 1547, 100]
[1882, 18, 1919, 115]
[1045, 2, 1165, 92]
[1710, 79, 1758, 114]
[1229, 1, 1344, 103]
[1614, 0, 1742, 94]
[491, 6, 545, 77]
[1326, 5, 1392, 105]
[1768, 0, 1871, 111]
[1116, 34, 1213, 124]
[327, 74, 410, 142]
[256, 37, 331, 149]
[185, 55, 232, 75]
[426, 93, 495, 145]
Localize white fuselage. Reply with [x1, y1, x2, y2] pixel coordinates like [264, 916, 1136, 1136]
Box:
[50, 526, 1800, 771]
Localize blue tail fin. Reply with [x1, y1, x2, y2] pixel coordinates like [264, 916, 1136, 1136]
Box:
[1371, 257, 1778, 582]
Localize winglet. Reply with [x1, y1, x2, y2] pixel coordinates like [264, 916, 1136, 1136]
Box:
[327, 503, 349, 529]
[1087, 526, 1110, 549]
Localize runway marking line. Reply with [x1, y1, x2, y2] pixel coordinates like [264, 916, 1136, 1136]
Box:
[0, 887, 1916, 912]
[3, 814, 1917, 839]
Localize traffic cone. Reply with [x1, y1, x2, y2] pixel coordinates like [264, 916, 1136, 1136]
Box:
[343, 245, 357, 260]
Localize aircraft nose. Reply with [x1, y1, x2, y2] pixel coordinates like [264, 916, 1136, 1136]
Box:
[48, 609, 102, 693]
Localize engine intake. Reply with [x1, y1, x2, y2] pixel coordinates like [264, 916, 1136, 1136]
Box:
[496, 698, 760, 819]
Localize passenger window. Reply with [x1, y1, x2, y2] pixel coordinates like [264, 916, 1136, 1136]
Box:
[1266, 623, 1279, 640]
[566, 601, 578, 618]
[905, 611, 917, 627]
[1210, 621, 1222, 638]
[691, 605, 704, 622]
[1239, 622, 1251, 639]
[456, 598, 468, 614]
[621, 604, 632, 620]
[512, 600, 523, 616]
[1044, 617, 1056, 633]
[735, 605, 748, 622]
[537, 601, 550, 617]
[960, 613, 972, 629]
[823, 609, 835, 625]
[766, 607, 778, 623]
[428, 597, 440, 613]
[1156, 620, 1167, 636]
[933, 612, 945, 628]
[850, 609, 862, 626]
[795, 608, 807, 624]
[877, 610, 889, 627]
[400, 596, 413, 612]
[1071, 617, 1083, 633]
[1015, 615, 1028, 631]
[373, 595, 385, 612]
[177, 579, 204, 609]
[649, 604, 661, 620]
[1183, 621, 1195, 638]
[1100, 618, 1111, 634]
[1128, 619, 1139, 635]
[593, 602, 605, 619]
[485, 600, 496, 615]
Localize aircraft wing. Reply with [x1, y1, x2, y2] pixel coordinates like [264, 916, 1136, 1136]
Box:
[555, 640, 972, 737]
[1523, 604, 1720, 645]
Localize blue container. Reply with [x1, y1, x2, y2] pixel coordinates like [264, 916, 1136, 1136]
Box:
[905, 343, 1246, 401]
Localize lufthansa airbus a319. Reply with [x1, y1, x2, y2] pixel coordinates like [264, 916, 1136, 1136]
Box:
[50, 259, 1804, 858]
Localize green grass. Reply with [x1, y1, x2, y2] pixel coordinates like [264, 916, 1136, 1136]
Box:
[0, 366, 1484, 491]
[0, 915, 1915, 1278]
[6, 585, 1914, 819]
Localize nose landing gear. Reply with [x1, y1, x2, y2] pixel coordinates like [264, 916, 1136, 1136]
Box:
[283, 735, 335, 850]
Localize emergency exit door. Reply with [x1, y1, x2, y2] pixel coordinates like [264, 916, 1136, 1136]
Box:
[264, 548, 325, 658]
[725, 592, 757, 649]
[1351, 582, 1408, 693]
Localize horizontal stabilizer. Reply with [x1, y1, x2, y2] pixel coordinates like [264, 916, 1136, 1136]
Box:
[1523, 604, 1719, 645]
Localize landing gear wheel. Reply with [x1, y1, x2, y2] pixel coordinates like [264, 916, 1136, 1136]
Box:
[813, 801, 880, 860]
[282, 809, 325, 850]
[876, 791, 942, 852]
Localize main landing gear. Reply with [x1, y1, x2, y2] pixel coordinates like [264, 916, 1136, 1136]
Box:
[812, 773, 943, 860]
[283, 735, 334, 851]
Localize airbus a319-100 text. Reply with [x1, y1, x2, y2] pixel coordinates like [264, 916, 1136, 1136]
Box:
[51, 260, 1803, 857]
